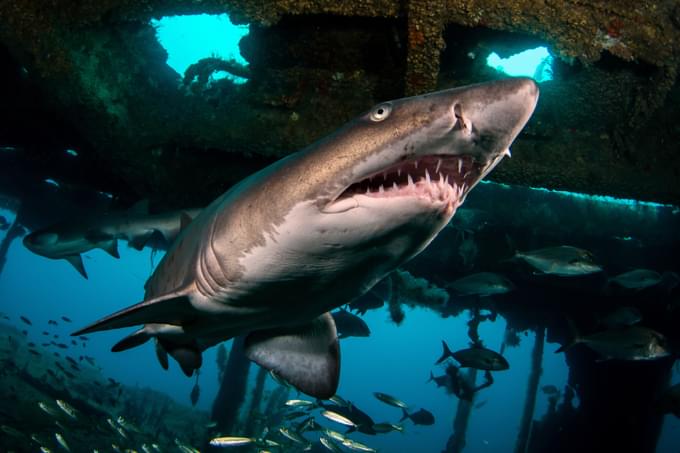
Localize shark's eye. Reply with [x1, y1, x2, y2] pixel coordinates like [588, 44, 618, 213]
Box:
[370, 103, 392, 122]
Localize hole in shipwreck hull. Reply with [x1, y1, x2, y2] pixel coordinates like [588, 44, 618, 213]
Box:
[439, 25, 557, 84]
[486, 46, 553, 82]
[150, 13, 250, 85]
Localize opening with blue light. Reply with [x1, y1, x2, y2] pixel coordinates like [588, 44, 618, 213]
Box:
[151, 14, 250, 85]
[486, 46, 553, 83]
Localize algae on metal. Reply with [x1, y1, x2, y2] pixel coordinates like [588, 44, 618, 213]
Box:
[0, 0, 679, 207]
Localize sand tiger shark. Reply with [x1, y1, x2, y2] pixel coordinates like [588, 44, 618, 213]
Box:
[23, 201, 201, 278]
[74, 78, 539, 398]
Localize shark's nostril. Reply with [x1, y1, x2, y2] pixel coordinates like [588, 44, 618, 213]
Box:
[453, 104, 463, 121]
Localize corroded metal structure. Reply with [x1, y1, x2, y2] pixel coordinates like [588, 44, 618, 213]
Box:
[0, 0, 678, 204]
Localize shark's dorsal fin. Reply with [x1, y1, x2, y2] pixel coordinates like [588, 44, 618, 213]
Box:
[65, 255, 88, 279]
[129, 199, 150, 215]
[71, 285, 196, 335]
[245, 312, 340, 399]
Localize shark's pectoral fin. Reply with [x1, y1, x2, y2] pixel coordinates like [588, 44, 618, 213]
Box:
[71, 285, 196, 335]
[65, 255, 88, 279]
[111, 328, 150, 352]
[245, 312, 340, 399]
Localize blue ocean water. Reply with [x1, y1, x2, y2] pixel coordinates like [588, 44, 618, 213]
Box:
[2, 195, 679, 452]
[0, 12, 678, 453]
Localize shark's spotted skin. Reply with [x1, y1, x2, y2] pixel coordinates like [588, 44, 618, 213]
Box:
[74, 78, 539, 398]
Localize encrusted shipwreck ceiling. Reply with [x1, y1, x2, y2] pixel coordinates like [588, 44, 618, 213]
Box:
[0, 0, 679, 208]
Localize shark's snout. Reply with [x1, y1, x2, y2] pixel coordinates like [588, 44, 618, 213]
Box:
[325, 78, 539, 216]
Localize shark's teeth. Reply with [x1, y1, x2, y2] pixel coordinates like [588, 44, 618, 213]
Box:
[336, 154, 486, 208]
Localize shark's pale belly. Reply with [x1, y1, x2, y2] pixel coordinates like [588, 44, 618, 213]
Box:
[177, 198, 452, 344]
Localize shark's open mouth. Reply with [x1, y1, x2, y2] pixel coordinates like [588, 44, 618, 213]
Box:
[337, 154, 495, 206]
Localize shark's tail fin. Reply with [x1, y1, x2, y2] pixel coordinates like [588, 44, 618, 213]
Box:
[555, 318, 582, 354]
[399, 408, 410, 423]
[427, 371, 434, 383]
[435, 340, 454, 364]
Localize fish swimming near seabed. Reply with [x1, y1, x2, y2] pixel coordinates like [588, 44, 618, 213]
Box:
[23, 202, 201, 279]
[73, 78, 539, 398]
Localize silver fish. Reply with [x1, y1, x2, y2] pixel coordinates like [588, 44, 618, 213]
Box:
[55, 399, 77, 420]
[209, 436, 257, 447]
[608, 269, 661, 290]
[55, 433, 70, 452]
[514, 246, 602, 276]
[446, 272, 514, 297]
[556, 325, 671, 361]
[321, 410, 357, 427]
[285, 399, 316, 408]
[278, 427, 309, 445]
[373, 391, 409, 409]
[320, 436, 344, 452]
[342, 438, 378, 452]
